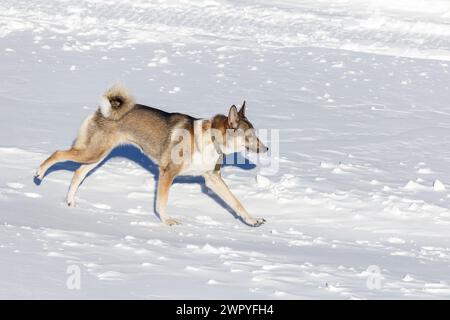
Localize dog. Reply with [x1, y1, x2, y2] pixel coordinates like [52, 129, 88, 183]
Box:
[35, 85, 268, 226]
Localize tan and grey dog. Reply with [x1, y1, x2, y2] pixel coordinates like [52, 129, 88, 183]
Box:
[35, 85, 268, 226]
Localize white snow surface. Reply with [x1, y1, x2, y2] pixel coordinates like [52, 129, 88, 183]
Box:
[1, 0, 450, 299]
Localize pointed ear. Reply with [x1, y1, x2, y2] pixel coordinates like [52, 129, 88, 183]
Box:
[238, 100, 246, 117]
[228, 105, 239, 129]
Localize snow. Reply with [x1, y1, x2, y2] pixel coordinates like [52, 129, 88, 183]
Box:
[433, 179, 446, 192]
[1, 0, 450, 299]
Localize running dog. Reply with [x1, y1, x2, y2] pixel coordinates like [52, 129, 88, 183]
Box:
[35, 85, 268, 226]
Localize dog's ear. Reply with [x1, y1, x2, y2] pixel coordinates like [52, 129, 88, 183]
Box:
[238, 100, 246, 117]
[228, 105, 239, 129]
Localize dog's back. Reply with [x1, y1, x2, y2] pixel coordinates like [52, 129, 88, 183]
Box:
[76, 85, 196, 166]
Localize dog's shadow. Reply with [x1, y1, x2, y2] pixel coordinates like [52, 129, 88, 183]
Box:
[34, 144, 256, 221]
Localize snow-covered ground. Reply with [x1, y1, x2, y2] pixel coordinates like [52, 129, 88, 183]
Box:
[1, 0, 450, 299]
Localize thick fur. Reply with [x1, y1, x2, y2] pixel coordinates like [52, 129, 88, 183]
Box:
[36, 86, 267, 227]
[99, 84, 136, 121]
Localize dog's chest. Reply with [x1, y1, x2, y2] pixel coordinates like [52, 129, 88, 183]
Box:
[180, 142, 221, 176]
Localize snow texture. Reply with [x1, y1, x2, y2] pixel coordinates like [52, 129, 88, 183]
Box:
[0, 0, 450, 299]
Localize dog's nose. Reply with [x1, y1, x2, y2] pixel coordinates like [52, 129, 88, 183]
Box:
[259, 146, 269, 153]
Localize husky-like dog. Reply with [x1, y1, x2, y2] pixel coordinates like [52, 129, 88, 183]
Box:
[35, 85, 268, 226]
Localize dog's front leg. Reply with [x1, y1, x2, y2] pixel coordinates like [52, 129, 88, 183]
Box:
[156, 166, 181, 226]
[203, 172, 265, 227]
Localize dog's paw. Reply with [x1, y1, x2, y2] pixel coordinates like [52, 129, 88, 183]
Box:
[35, 167, 45, 180]
[67, 200, 76, 208]
[246, 217, 266, 227]
[163, 218, 181, 226]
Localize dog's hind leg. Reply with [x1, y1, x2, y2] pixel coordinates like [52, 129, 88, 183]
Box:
[203, 171, 265, 227]
[36, 148, 79, 180]
[35, 146, 108, 180]
[66, 159, 104, 207]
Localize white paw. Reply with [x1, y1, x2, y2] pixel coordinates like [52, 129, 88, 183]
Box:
[245, 217, 266, 227]
[67, 199, 76, 208]
[35, 167, 45, 180]
[163, 218, 181, 226]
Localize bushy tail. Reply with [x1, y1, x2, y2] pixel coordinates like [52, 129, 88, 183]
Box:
[98, 84, 135, 120]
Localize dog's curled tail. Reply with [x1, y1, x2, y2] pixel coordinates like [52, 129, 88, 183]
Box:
[98, 84, 135, 120]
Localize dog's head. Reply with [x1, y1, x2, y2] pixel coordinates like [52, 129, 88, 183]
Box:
[223, 101, 268, 154]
